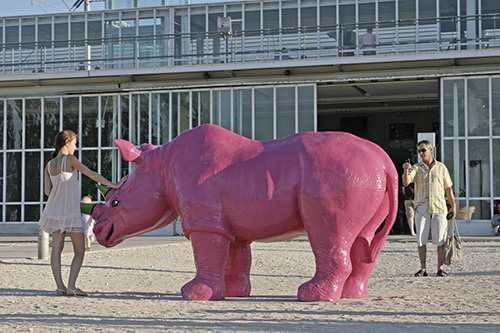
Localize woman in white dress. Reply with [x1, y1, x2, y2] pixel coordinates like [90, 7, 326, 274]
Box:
[38, 130, 126, 296]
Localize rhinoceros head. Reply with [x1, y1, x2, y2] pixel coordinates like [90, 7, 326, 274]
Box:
[89, 139, 178, 247]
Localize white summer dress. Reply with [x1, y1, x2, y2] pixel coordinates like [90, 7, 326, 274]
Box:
[38, 155, 84, 233]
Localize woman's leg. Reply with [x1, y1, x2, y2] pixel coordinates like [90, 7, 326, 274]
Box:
[67, 232, 85, 290]
[51, 231, 66, 290]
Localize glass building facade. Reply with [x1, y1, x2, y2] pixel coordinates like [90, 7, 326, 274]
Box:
[0, 85, 315, 224]
[1, 0, 499, 234]
[1, 0, 499, 74]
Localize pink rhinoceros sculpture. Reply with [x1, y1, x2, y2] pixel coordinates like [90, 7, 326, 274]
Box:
[83, 124, 398, 302]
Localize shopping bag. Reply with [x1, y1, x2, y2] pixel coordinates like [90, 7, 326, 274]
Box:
[442, 217, 464, 265]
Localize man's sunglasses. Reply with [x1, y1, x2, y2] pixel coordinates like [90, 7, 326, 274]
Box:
[418, 148, 428, 154]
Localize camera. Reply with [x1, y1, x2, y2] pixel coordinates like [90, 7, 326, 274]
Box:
[446, 212, 453, 220]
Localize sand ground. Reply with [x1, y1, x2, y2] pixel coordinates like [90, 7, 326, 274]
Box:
[1, 236, 500, 332]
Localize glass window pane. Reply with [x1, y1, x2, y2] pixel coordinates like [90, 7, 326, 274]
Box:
[443, 139, 465, 197]
[233, 89, 252, 138]
[25, 99, 41, 149]
[102, 149, 118, 186]
[399, 0, 416, 20]
[155, 93, 170, 144]
[468, 139, 490, 198]
[193, 91, 211, 129]
[213, 90, 231, 131]
[82, 97, 99, 147]
[81, 150, 98, 201]
[0, 152, 3, 202]
[25, 152, 41, 202]
[102, 95, 119, 147]
[178, 92, 190, 134]
[283, 2, 298, 28]
[467, 200, 489, 220]
[140, 94, 150, 144]
[298, 85, 315, 132]
[7, 205, 21, 222]
[359, 3, 375, 26]
[25, 205, 41, 222]
[467, 78, 489, 136]
[301, 0, 317, 26]
[71, 16, 85, 47]
[63, 97, 79, 134]
[419, 0, 436, 19]
[44, 98, 61, 148]
[200, 91, 211, 126]
[263, 3, 279, 29]
[54, 16, 68, 48]
[131, 94, 150, 144]
[443, 79, 465, 137]
[380, 1, 396, 22]
[0, 100, 3, 147]
[255, 88, 273, 141]
[493, 139, 500, 197]
[277, 87, 296, 138]
[172, 93, 179, 139]
[493, 78, 500, 135]
[120, 95, 130, 141]
[245, 5, 260, 30]
[7, 100, 22, 150]
[6, 152, 21, 202]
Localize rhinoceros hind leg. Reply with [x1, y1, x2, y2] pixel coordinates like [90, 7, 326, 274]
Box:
[225, 241, 252, 297]
[298, 218, 354, 301]
[340, 236, 373, 298]
[181, 232, 230, 301]
[342, 195, 389, 298]
[297, 242, 352, 301]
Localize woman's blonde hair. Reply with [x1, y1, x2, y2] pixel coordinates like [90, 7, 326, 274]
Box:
[52, 130, 78, 158]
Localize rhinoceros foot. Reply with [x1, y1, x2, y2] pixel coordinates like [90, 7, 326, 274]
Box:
[341, 277, 369, 298]
[225, 276, 251, 297]
[181, 277, 225, 301]
[297, 278, 340, 302]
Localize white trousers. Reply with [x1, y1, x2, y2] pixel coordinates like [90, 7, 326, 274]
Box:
[415, 202, 447, 247]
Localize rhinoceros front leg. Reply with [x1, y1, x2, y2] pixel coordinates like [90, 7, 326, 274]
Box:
[225, 241, 252, 297]
[181, 232, 230, 301]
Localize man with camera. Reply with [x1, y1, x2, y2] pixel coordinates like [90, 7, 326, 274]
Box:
[402, 140, 456, 277]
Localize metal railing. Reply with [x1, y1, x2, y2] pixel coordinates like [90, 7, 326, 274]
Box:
[0, 14, 499, 75]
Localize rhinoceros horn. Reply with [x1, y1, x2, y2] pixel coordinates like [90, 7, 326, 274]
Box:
[96, 183, 112, 199]
[81, 202, 96, 215]
[114, 139, 141, 163]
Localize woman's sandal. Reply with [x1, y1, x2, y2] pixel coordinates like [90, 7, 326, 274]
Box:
[414, 269, 428, 277]
[436, 269, 448, 277]
[66, 288, 90, 296]
[56, 288, 66, 296]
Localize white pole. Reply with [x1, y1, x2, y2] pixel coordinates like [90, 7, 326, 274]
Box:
[38, 229, 50, 260]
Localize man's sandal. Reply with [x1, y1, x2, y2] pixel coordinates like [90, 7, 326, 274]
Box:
[66, 288, 90, 296]
[414, 269, 428, 277]
[436, 269, 448, 277]
[56, 288, 66, 296]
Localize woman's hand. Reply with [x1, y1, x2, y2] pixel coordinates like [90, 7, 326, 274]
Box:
[114, 175, 128, 189]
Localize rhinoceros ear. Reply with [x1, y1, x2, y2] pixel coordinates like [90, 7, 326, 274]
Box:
[96, 183, 112, 199]
[114, 139, 141, 163]
[140, 143, 156, 152]
[81, 202, 97, 215]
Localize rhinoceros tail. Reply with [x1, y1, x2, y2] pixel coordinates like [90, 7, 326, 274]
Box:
[369, 164, 399, 263]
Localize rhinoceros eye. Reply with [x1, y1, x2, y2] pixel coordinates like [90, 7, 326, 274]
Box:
[111, 199, 120, 207]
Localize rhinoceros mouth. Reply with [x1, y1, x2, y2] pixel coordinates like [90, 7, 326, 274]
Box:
[106, 224, 114, 241]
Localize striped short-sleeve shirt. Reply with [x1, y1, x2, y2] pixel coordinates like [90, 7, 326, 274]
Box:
[406, 160, 453, 215]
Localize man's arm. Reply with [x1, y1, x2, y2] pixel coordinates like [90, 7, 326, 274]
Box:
[445, 187, 456, 218]
[402, 162, 412, 186]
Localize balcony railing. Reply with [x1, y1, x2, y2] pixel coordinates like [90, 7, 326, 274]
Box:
[0, 14, 499, 75]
